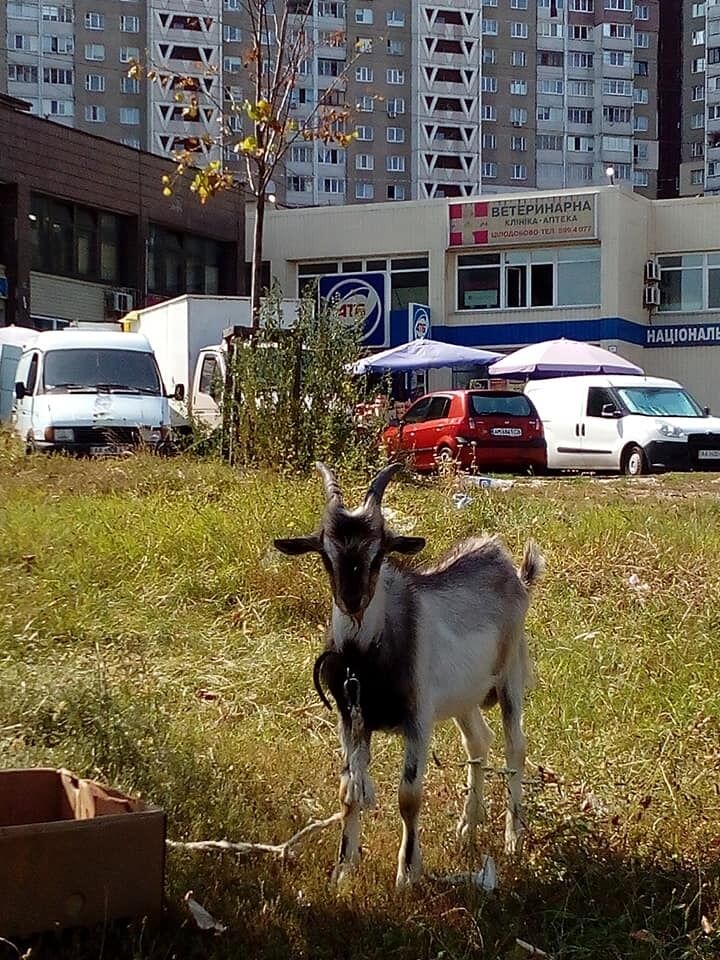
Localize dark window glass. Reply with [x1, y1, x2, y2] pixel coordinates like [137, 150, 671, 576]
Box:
[148, 225, 223, 296]
[27, 354, 39, 394]
[298, 262, 338, 275]
[586, 387, 617, 417]
[42, 348, 161, 395]
[199, 355, 222, 400]
[506, 265, 527, 308]
[342, 261, 363, 272]
[403, 396, 433, 423]
[391, 270, 429, 309]
[470, 392, 532, 416]
[426, 396, 451, 420]
[458, 264, 501, 310]
[366, 259, 387, 271]
[531, 263, 554, 306]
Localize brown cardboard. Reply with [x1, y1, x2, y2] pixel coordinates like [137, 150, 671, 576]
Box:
[0, 768, 165, 938]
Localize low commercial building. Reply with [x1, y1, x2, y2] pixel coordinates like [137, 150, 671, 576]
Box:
[261, 184, 720, 412]
[0, 93, 245, 331]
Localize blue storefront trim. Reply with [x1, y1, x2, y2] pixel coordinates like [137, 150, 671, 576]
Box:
[427, 316, 648, 349]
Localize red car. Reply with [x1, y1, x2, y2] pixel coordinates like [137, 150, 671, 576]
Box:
[383, 389, 546, 473]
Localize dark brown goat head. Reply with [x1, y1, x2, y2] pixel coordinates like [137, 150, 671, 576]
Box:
[274, 462, 425, 621]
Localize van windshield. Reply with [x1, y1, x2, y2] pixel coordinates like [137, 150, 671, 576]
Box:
[616, 386, 704, 418]
[43, 349, 162, 395]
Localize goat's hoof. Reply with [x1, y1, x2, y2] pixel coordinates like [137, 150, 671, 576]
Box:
[504, 829, 524, 857]
[395, 865, 422, 890]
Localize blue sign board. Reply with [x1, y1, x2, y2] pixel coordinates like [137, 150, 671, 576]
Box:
[319, 272, 390, 348]
[0, 276, 8, 299]
[645, 323, 720, 347]
[408, 303, 431, 341]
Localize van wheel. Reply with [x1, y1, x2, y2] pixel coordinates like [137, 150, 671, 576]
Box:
[623, 444, 647, 477]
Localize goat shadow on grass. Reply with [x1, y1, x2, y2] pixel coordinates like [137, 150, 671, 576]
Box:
[12, 832, 719, 960]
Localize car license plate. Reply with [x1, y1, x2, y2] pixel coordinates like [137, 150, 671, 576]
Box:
[491, 427, 522, 437]
[698, 449, 720, 460]
[90, 445, 132, 457]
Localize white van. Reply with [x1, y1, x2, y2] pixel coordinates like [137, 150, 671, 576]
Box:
[12, 330, 173, 455]
[524, 374, 720, 475]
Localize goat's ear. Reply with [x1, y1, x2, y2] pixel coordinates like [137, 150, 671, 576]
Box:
[274, 535, 322, 556]
[385, 534, 426, 555]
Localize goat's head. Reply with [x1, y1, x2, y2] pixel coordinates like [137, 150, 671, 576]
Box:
[274, 462, 425, 622]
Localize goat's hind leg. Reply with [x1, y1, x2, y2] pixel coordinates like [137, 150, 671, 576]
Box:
[499, 679, 527, 855]
[454, 707, 494, 847]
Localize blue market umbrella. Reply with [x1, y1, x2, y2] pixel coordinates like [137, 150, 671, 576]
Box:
[351, 338, 502, 374]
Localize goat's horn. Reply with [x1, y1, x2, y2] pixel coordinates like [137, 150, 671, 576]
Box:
[315, 462, 344, 507]
[364, 461, 403, 509]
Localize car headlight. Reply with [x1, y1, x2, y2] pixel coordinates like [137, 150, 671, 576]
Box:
[658, 422, 686, 439]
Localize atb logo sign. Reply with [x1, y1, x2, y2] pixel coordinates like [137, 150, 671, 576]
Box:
[409, 303, 431, 341]
[319, 272, 389, 348]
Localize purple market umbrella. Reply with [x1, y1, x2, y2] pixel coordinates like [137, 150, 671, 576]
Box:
[488, 338, 644, 378]
[351, 338, 501, 374]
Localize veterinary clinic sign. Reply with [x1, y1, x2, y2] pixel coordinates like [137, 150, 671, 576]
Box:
[448, 195, 597, 248]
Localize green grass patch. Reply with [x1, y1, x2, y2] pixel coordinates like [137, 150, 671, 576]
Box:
[1, 449, 719, 959]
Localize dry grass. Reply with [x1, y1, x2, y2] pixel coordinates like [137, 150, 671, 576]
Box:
[1, 439, 719, 959]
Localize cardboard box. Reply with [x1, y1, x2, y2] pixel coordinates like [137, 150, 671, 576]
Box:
[0, 768, 165, 938]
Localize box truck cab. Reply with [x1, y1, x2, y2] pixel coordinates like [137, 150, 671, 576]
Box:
[524, 374, 720, 475]
[12, 330, 172, 455]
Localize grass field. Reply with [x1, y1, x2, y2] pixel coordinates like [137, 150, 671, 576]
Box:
[1, 437, 719, 959]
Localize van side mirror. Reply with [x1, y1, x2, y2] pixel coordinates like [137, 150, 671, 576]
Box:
[14, 382, 26, 400]
[173, 383, 185, 402]
[704, 405, 711, 417]
[601, 403, 621, 418]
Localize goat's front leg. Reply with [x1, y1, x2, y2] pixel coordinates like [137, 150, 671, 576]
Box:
[396, 725, 429, 888]
[333, 712, 374, 884]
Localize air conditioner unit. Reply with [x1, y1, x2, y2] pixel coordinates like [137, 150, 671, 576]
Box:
[644, 258, 661, 282]
[112, 290, 134, 314]
[644, 284, 661, 307]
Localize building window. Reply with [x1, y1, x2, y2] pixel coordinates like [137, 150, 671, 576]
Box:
[386, 68, 405, 84]
[511, 0, 529, 7]
[355, 8, 373, 24]
[537, 134, 562, 150]
[568, 80, 595, 97]
[84, 73, 104, 92]
[483, 48, 496, 64]
[42, 5, 73, 22]
[148, 225, 223, 296]
[120, 15, 140, 31]
[224, 56, 242, 72]
[43, 67, 73, 84]
[570, 0, 594, 8]
[510, 107, 528, 125]
[121, 137, 140, 150]
[289, 145, 311, 163]
[457, 246, 601, 312]
[567, 135, 595, 151]
[30, 194, 130, 285]
[633, 170, 649, 187]
[538, 21, 563, 37]
[357, 95, 374, 112]
[635, 31, 650, 47]
[511, 135, 527, 151]
[572, 25, 591, 40]
[121, 76, 140, 94]
[658, 253, 720, 312]
[604, 50, 628, 67]
[569, 52, 594, 69]
[511, 164, 527, 180]
[539, 51, 564, 67]
[690, 169, 704, 185]
[510, 80, 528, 95]
[482, 19, 498, 35]
[119, 46, 139, 62]
[568, 108, 593, 124]
[605, 0, 632, 8]
[604, 22, 633, 39]
[85, 104, 106, 122]
[45, 99, 73, 116]
[603, 79, 633, 96]
[633, 87, 649, 104]
[481, 105, 497, 121]
[691, 113, 705, 129]
[387, 39, 404, 55]
[512, 50, 527, 67]
[355, 66, 373, 82]
[387, 126, 405, 143]
[288, 175, 312, 192]
[386, 10, 405, 26]
[482, 133, 496, 149]
[9, 64, 39, 82]
[85, 43, 105, 61]
[387, 184, 406, 200]
[355, 154, 374, 170]
[481, 162, 497, 178]
[387, 155, 405, 172]
[387, 98, 405, 116]
[482, 76, 498, 93]
[692, 2, 705, 15]
[355, 125, 373, 140]
[85, 11, 104, 29]
[634, 3, 649, 17]
[634, 114, 649, 131]
[355, 183, 374, 200]
[318, 147, 343, 164]
[120, 107, 140, 124]
[709, 48, 720, 65]
[223, 25, 241, 42]
[539, 79, 564, 95]
[690, 141, 704, 158]
[320, 178, 345, 194]
[510, 22, 529, 38]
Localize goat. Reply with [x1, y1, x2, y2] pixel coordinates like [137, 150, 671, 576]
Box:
[274, 462, 543, 887]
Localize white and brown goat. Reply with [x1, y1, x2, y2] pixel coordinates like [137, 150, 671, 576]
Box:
[274, 462, 543, 887]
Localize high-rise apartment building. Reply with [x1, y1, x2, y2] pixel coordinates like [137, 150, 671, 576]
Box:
[1, 1, 715, 203]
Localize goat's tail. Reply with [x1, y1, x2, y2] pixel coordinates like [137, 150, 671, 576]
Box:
[519, 539, 545, 590]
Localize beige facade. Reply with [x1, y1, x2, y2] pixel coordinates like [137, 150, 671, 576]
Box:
[260, 183, 720, 410]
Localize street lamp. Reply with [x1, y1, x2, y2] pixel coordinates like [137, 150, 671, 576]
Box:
[605, 166, 615, 185]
